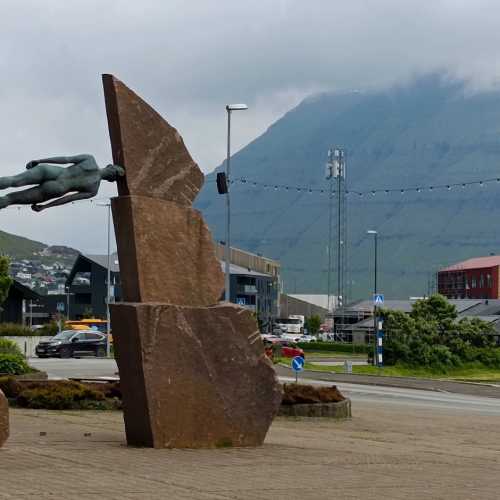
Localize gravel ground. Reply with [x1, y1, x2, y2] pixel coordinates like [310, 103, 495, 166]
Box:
[1, 400, 499, 499]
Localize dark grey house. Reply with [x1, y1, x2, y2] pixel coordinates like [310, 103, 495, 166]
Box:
[0, 280, 40, 324]
[65, 254, 121, 319]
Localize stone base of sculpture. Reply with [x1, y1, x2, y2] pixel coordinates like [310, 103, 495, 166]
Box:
[0, 389, 9, 447]
[111, 302, 282, 448]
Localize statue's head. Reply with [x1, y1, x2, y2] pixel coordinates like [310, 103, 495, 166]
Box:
[101, 164, 125, 182]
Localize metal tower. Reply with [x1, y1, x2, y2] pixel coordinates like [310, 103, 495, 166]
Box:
[326, 148, 347, 317]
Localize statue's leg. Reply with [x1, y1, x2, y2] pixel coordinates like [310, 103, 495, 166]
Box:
[0, 165, 59, 190]
[0, 186, 46, 209]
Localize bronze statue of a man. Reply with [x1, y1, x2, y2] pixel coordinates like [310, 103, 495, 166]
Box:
[0, 154, 124, 211]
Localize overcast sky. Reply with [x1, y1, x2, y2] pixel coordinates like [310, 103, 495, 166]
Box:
[1, 0, 500, 253]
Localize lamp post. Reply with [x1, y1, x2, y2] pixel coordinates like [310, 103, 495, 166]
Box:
[98, 201, 112, 358]
[224, 103, 248, 302]
[367, 230, 378, 366]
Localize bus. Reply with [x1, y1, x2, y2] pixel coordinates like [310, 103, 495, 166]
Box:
[65, 319, 108, 333]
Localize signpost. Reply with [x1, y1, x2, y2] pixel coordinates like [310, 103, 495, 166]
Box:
[373, 294, 384, 367]
[291, 355, 305, 383]
[373, 293, 384, 307]
[56, 302, 65, 333]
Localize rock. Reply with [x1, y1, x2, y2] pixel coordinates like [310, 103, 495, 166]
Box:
[110, 302, 283, 448]
[111, 195, 224, 305]
[102, 74, 204, 205]
[0, 389, 8, 447]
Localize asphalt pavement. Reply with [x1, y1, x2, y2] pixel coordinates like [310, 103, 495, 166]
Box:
[28, 357, 500, 416]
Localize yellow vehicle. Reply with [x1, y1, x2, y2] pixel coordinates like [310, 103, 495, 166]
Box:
[65, 319, 109, 334]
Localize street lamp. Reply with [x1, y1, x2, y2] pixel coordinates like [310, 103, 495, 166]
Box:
[97, 201, 112, 358]
[224, 103, 248, 302]
[367, 230, 378, 366]
[367, 230, 378, 294]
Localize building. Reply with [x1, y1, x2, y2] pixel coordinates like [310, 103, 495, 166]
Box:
[438, 256, 500, 299]
[279, 294, 330, 321]
[62, 247, 279, 328]
[0, 280, 40, 324]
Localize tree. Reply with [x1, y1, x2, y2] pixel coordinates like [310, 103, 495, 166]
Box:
[305, 315, 321, 335]
[381, 294, 497, 370]
[0, 256, 13, 306]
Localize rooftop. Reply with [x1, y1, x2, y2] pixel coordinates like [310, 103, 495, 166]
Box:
[440, 256, 500, 272]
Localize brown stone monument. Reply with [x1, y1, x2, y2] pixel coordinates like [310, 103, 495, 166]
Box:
[0, 389, 8, 447]
[103, 75, 282, 448]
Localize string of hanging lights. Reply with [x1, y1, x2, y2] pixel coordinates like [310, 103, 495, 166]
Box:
[228, 176, 500, 197]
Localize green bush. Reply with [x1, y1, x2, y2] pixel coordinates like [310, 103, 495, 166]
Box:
[297, 342, 370, 354]
[0, 323, 36, 337]
[0, 378, 122, 410]
[0, 354, 31, 375]
[37, 322, 59, 337]
[0, 338, 23, 357]
[17, 384, 105, 410]
[381, 295, 500, 370]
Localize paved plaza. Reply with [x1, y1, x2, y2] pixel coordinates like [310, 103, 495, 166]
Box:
[2, 399, 500, 499]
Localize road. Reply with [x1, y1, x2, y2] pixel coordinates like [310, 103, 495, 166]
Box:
[29, 358, 500, 416]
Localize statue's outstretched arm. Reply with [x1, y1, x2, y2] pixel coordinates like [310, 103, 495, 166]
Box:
[26, 154, 93, 168]
[31, 192, 95, 212]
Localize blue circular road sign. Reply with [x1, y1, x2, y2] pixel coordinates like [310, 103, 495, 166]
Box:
[291, 356, 305, 372]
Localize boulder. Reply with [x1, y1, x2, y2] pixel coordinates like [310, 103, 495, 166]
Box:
[110, 302, 282, 448]
[102, 74, 204, 205]
[0, 389, 9, 447]
[112, 195, 224, 305]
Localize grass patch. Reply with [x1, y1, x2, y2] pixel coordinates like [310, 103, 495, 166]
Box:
[305, 351, 367, 359]
[283, 360, 500, 382]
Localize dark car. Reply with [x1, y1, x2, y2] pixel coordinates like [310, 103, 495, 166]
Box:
[36, 330, 107, 358]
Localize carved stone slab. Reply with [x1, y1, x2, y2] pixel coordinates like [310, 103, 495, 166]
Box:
[110, 302, 282, 448]
[112, 195, 224, 306]
[102, 74, 204, 205]
[0, 389, 8, 448]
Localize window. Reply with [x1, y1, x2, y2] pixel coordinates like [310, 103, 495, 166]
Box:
[471, 277, 477, 288]
[487, 274, 492, 288]
[479, 274, 485, 288]
[84, 332, 103, 341]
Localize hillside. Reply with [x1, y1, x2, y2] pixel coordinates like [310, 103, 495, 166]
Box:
[0, 230, 46, 259]
[0, 229, 78, 267]
[196, 76, 500, 301]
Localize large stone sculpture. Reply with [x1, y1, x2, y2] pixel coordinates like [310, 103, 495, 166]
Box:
[0, 389, 8, 448]
[0, 155, 124, 211]
[104, 74, 282, 448]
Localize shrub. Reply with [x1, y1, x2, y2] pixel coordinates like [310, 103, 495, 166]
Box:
[17, 385, 105, 410]
[0, 338, 23, 357]
[0, 354, 31, 375]
[297, 342, 370, 354]
[282, 384, 345, 405]
[0, 378, 122, 410]
[0, 323, 36, 337]
[37, 322, 59, 337]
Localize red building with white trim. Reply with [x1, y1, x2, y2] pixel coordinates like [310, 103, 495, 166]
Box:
[438, 256, 500, 299]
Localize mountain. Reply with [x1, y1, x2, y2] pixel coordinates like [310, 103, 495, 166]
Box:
[196, 76, 500, 301]
[0, 229, 78, 267]
[0, 230, 46, 259]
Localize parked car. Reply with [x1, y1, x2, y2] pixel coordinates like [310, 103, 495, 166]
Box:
[264, 339, 305, 359]
[35, 330, 107, 358]
[299, 335, 317, 343]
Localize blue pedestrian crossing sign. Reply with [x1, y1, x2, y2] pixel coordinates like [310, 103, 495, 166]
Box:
[291, 356, 305, 372]
[373, 293, 384, 306]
